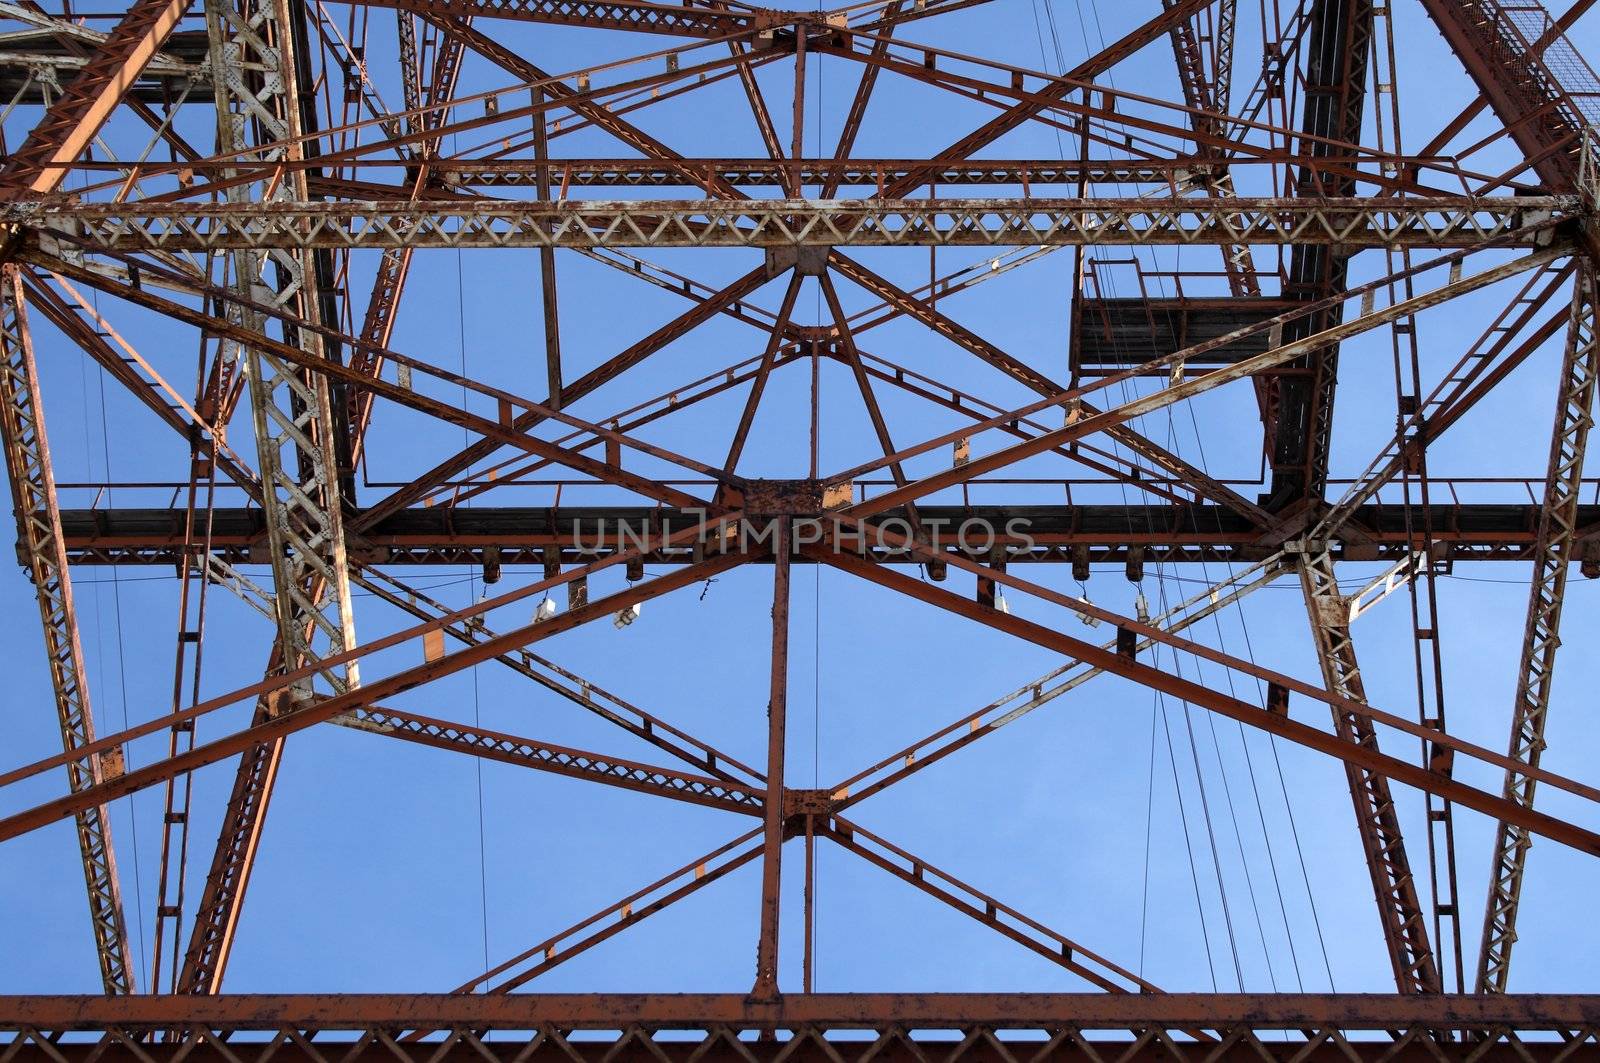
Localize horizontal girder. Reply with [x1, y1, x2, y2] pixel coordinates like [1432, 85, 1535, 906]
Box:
[15, 196, 1569, 250]
[45, 503, 1600, 566]
[0, 993, 1597, 1059]
[342, 0, 770, 38]
[84, 157, 1423, 191]
[434, 159, 1303, 188]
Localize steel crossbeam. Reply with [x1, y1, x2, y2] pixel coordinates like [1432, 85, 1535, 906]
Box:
[16, 196, 1567, 251]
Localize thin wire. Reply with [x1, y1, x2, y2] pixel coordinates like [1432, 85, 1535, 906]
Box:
[1138, 698, 1157, 978]
[1089, 0, 1330, 986]
[1179, 402, 1310, 990]
[811, 17, 823, 989]
[1039, 0, 1222, 987]
[813, 0, 823, 799]
[1171, 401, 1334, 989]
[1163, 409, 1275, 991]
[813, 574, 820, 790]
[456, 243, 490, 973]
[1149, 552, 1246, 989]
[92, 281, 149, 982]
[1156, 687, 1220, 991]
[1177, 689, 1247, 988]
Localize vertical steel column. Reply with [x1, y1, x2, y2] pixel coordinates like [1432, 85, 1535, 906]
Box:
[752, 517, 791, 1000]
[1267, 0, 1374, 506]
[0, 266, 135, 994]
[1477, 261, 1598, 993]
[207, 0, 356, 675]
[1298, 547, 1440, 994]
[1164, 0, 1258, 297]
[178, 0, 358, 994]
[533, 83, 563, 410]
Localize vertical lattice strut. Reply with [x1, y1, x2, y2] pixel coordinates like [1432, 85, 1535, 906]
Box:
[0, 265, 135, 994]
[178, 0, 357, 994]
[1299, 547, 1441, 994]
[1477, 262, 1598, 993]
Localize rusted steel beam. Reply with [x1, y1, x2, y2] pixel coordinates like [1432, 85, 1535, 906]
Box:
[0, 546, 753, 846]
[825, 817, 1158, 994]
[810, 539, 1600, 860]
[751, 518, 791, 998]
[455, 830, 765, 994]
[0, 992, 1596, 1050]
[819, 276, 911, 490]
[729, 38, 791, 193]
[532, 80, 564, 409]
[3, 990, 1597, 1025]
[820, 2, 901, 198]
[17, 196, 1565, 250]
[73, 155, 1417, 189]
[1478, 262, 1599, 993]
[344, 705, 764, 815]
[47, 502, 1600, 567]
[0, 266, 135, 994]
[1298, 548, 1440, 993]
[0, 0, 193, 196]
[352, 0, 763, 39]
[723, 274, 802, 475]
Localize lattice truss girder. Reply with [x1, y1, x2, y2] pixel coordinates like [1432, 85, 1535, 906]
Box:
[202, 0, 357, 680]
[0, 0, 1597, 1013]
[164, 0, 363, 999]
[1478, 261, 1600, 994]
[5, 994, 1600, 1059]
[17, 197, 1575, 250]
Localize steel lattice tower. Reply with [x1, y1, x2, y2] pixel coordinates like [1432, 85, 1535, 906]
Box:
[0, 0, 1599, 1054]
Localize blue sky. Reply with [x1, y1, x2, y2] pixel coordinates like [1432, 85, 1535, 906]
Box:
[1, 0, 1598, 998]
